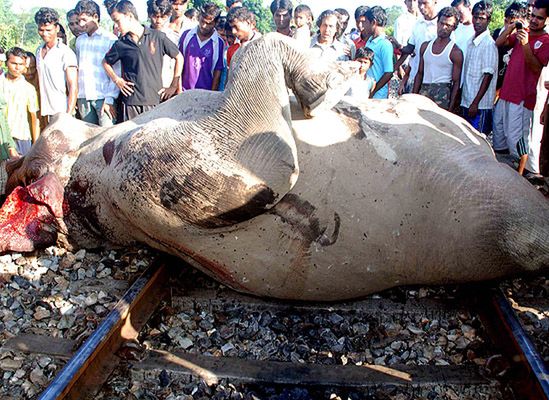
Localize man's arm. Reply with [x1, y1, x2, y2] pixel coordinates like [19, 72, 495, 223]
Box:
[394, 43, 414, 71]
[412, 42, 428, 93]
[102, 58, 135, 97]
[495, 24, 515, 48]
[211, 70, 221, 91]
[29, 111, 39, 143]
[370, 72, 392, 98]
[65, 66, 78, 115]
[468, 73, 493, 118]
[517, 29, 543, 74]
[160, 52, 183, 99]
[449, 46, 463, 112]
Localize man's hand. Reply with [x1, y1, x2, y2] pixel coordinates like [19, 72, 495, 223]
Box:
[517, 28, 529, 46]
[115, 78, 135, 97]
[541, 104, 547, 125]
[158, 84, 180, 101]
[8, 148, 20, 161]
[468, 102, 479, 119]
[101, 102, 117, 121]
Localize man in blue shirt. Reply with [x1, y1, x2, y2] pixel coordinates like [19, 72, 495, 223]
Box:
[363, 6, 394, 99]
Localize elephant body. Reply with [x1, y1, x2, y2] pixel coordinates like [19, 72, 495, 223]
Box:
[1, 34, 548, 300]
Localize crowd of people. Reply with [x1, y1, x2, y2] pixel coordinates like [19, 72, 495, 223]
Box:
[1, 0, 549, 202]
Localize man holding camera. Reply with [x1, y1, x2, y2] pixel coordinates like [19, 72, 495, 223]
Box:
[495, 0, 549, 174]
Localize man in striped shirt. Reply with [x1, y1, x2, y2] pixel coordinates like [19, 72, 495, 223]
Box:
[75, 0, 120, 126]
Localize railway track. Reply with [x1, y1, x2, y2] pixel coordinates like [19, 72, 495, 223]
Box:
[2, 259, 548, 400]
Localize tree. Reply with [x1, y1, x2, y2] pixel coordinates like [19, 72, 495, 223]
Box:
[385, 5, 403, 37]
[244, 0, 272, 33]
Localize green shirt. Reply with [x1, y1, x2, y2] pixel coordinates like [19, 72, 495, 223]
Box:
[0, 90, 16, 161]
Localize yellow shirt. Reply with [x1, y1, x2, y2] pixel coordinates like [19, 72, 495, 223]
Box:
[0, 75, 39, 141]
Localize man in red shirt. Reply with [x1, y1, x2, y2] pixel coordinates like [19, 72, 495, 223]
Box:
[495, 0, 549, 174]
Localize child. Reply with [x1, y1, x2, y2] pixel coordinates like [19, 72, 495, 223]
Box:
[0, 47, 40, 156]
[346, 47, 376, 102]
[293, 4, 313, 49]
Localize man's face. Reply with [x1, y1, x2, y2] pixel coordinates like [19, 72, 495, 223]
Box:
[38, 22, 60, 44]
[198, 13, 216, 37]
[472, 10, 489, 34]
[110, 11, 133, 36]
[171, 0, 187, 18]
[356, 15, 367, 33]
[230, 19, 253, 41]
[455, 3, 473, 24]
[528, 0, 535, 17]
[319, 15, 338, 43]
[68, 14, 82, 37]
[340, 15, 349, 32]
[405, 0, 419, 14]
[363, 17, 375, 37]
[437, 15, 457, 38]
[150, 12, 170, 29]
[6, 55, 26, 79]
[78, 12, 99, 35]
[529, 7, 548, 32]
[418, 0, 436, 19]
[273, 8, 291, 31]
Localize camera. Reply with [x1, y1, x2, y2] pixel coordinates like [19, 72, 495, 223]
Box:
[515, 21, 523, 30]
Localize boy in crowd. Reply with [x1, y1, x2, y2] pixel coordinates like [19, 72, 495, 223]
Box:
[226, 0, 243, 11]
[75, 0, 119, 126]
[34, 7, 78, 122]
[346, 47, 376, 101]
[353, 6, 370, 49]
[179, 2, 225, 91]
[495, 0, 549, 174]
[147, 0, 179, 90]
[363, 6, 394, 99]
[102, 0, 183, 121]
[413, 7, 462, 111]
[168, 0, 194, 39]
[67, 9, 82, 51]
[0, 47, 40, 155]
[460, 1, 497, 134]
[451, 0, 475, 55]
[394, 0, 419, 49]
[227, 7, 261, 67]
[0, 90, 19, 204]
[270, 0, 293, 37]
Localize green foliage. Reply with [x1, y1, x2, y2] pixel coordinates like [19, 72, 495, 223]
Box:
[244, 0, 272, 34]
[188, 0, 225, 10]
[0, 3, 63, 53]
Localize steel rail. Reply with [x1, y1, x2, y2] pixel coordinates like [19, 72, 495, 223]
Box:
[38, 261, 169, 400]
[493, 288, 549, 399]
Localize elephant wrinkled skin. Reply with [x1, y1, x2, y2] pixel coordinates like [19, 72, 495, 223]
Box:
[1, 34, 548, 301]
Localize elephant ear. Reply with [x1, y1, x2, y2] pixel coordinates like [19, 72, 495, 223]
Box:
[307, 61, 360, 118]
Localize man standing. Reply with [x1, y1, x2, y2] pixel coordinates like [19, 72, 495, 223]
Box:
[102, 0, 183, 121]
[495, 0, 549, 173]
[0, 47, 40, 155]
[227, 7, 261, 66]
[310, 10, 349, 62]
[451, 0, 475, 55]
[413, 7, 463, 111]
[74, 0, 119, 126]
[394, 0, 419, 49]
[270, 0, 293, 37]
[363, 6, 394, 99]
[460, 1, 498, 134]
[34, 7, 78, 122]
[395, 0, 439, 93]
[179, 3, 225, 91]
[168, 0, 194, 39]
[67, 9, 82, 51]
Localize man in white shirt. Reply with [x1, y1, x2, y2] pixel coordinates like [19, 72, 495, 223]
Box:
[394, 0, 419, 49]
[451, 0, 475, 56]
[75, 0, 119, 126]
[34, 7, 78, 122]
[310, 10, 349, 62]
[460, 1, 498, 134]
